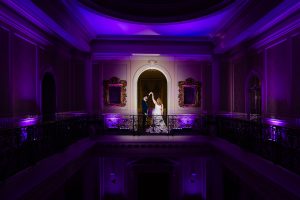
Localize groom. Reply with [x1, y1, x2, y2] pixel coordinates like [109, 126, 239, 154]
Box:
[141, 94, 149, 131]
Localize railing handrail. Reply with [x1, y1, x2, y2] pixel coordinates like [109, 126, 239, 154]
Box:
[0, 114, 299, 181]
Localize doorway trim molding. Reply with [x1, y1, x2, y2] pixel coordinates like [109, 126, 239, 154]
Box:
[132, 64, 172, 115]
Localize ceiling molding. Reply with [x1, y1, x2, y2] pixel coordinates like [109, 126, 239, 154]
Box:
[2, 0, 53, 34]
[0, 3, 51, 46]
[92, 53, 131, 61]
[215, 1, 300, 53]
[2, 0, 90, 51]
[91, 52, 212, 62]
[253, 18, 300, 49]
[94, 35, 213, 42]
[252, 2, 300, 49]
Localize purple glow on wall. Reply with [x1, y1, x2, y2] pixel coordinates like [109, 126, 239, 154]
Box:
[183, 159, 206, 198]
[13, 36, 37, 104]
[18, 72, 35, 99]
[109, 172, 117, 185]
[20, 127, 28, 143]
[103, 158, 124, 197]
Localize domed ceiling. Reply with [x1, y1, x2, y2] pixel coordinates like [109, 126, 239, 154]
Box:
[3, 0, 290, 52]
[79, 0, 235, 23]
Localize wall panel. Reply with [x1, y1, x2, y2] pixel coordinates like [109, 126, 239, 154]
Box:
[12, 35, 37, 115]
[291, 34, 300, 115]
[0, 27, 11, 116]
[266, 40, 291, 115]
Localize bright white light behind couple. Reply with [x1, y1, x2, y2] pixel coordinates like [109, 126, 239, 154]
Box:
[145, 91, 168, 133]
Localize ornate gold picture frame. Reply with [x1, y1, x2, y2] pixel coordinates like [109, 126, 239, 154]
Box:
[178, 78, 201, 107]
[103, 77, 127, 107]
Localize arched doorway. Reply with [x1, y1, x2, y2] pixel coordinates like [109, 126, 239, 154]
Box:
[132, 64, 172, 115]
[137, 69, 167, 115]
[42, 73, 56, 120]
[248, 76, 261, 115]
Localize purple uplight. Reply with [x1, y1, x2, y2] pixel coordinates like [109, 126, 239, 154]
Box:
[19, 116, 38, 127]
[263, 118, 287, 142]
[104, 113, 122, 128]
[265, 118, 287, 126]
[178, 114, 196, 128]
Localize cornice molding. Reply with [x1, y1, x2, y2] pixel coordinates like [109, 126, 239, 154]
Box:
[94, 35, 213, 43]
[2, 0, 90, 51]
[92, 52, 212, 62]
[92, 53, 131, 61]
[254, 1, 300, 37]
[252, 5, 300, 49]
[2, 0, 53, 33]
[215, 1, 300, 53]
[0, 4, 51, 46]
[253, 19, 300, 49]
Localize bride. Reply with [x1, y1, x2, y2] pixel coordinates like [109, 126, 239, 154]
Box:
[146, 92, 168, 133]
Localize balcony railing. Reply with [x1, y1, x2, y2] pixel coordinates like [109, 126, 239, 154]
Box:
[101, 114, 209, 135]
[0, 114, 299, 181]
[0, 114, 209, 182]
[0, 116, 90, 182]
[216, 115, 300, 175]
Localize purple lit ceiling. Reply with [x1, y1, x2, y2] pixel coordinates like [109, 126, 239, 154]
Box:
[4, 0, 243, 40]
[76, 5, 234, 37]
[31, 0, 239, 38]
[2, 0, 299, 52]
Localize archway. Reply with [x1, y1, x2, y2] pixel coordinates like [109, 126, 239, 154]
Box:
[137, 69, 167, 115]
[42, 73, 56, 120]
[248, 76, 261, 115]
[133, 64, 172, 115]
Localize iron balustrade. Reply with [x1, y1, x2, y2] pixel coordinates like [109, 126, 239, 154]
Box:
[101, 114, 209, 135]
[215, 115, 300, 175]
[0, 114, 209, 181]
[0, 116, 90, 182]
[0, 114, 299, 181]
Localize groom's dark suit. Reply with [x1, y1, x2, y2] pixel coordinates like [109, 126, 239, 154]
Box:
[142, 99, 148, 130]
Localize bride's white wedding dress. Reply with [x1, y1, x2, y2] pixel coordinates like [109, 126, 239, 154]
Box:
[146, 104, 168, 133]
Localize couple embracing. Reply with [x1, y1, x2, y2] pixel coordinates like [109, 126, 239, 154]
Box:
[142, 92, 168, 133]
